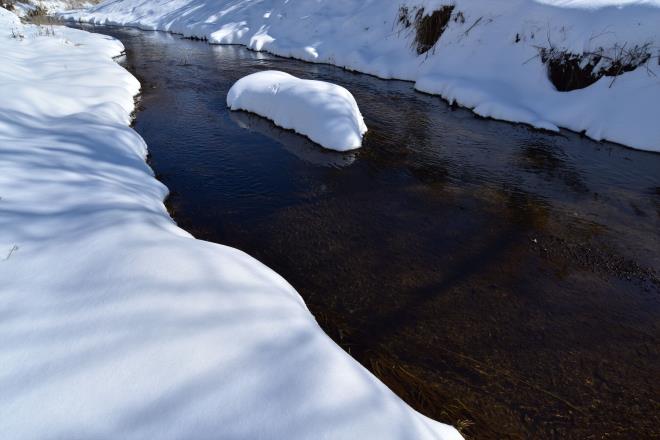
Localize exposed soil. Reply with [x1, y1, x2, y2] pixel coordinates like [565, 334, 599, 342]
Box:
[398, 5, 455, 55]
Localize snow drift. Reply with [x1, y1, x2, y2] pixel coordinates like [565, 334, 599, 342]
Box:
[0, 7, 461, 440]
[60, 0, 660, 153]
[227, 71, 368, 151]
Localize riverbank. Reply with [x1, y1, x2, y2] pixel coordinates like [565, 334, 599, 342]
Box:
[0, 10, 461, 439]
[60, 0, 660, 153]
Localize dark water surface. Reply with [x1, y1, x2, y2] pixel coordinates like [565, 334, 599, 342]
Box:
[77, 25, 659, 439]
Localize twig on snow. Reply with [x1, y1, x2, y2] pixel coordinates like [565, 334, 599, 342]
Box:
[4, 245, 18, 261]
[463, 16, 482, 37]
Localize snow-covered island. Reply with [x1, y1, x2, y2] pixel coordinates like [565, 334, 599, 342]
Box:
[227, 71, 368, 152]
[60, 0, 660, 152]
[0, 6, 461, 440]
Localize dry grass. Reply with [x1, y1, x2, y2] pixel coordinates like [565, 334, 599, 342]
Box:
[26, 2, 48, 17]
[539, 43, 655, 91]
[367, 350, 482, 438]
[1, 0, 16, 11]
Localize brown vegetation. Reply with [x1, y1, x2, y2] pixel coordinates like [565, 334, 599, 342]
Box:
[539, 43, 653, 91]
[398, 5, 456, 55]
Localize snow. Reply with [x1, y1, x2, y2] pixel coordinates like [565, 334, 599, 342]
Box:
[9, 0, 94, 17]
[0, 7, 462, 439]
[0, 4, 20, 25]
[60, 0, 660, 153]
[227, 71, 368, 151]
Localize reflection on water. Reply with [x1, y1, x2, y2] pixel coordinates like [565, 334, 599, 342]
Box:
[229, 110, 356, 168]
[74, 24, 660, 439]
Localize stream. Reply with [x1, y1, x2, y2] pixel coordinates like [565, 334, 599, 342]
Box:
[73, 24, 659, 439]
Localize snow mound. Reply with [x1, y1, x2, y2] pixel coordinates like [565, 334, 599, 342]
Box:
[60, 0, 660, 153]
[227, 71, 368, 152]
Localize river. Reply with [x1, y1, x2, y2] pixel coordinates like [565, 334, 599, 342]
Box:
[72, 24, 659, 439]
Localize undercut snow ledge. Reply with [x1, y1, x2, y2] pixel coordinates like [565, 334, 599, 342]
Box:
[227, 71, 368, 151]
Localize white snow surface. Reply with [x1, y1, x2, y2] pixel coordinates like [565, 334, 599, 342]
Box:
[10, 0, 94, 17]
[61, 0, 660, 153]
[0, 7, 462, 440]
[227, 71, 368, 151]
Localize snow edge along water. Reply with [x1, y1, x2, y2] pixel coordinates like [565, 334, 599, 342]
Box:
[58, 0, 660, 153]
[0, 7, 462, 440]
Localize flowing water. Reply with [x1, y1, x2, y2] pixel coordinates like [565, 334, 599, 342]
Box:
[73, 24, 659, 439]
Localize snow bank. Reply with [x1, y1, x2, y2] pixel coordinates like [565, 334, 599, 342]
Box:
[8, 0, 95, 17]
[0, 8, 461, 439]
[227, 71, 367, 151]
[60, 0, 660, 153]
